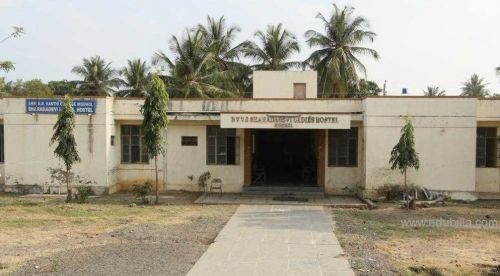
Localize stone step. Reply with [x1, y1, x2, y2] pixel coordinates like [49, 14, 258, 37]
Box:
[243, 186, 325, 197]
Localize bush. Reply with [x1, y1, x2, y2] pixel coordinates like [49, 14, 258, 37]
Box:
[198, 171, 211, 191]
[376, 184, 415, 201]
[75, 186, 94, 203]
[132, 182, 151, 204]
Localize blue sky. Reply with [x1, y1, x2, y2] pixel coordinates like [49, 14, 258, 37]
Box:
[1, 0, 500, 95]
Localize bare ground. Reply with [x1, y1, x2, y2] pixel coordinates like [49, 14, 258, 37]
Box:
[332, 200, 500, 276]
[0, 193, 236, 276]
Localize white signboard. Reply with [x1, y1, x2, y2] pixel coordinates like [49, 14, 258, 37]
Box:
[220, 113, 351, 129]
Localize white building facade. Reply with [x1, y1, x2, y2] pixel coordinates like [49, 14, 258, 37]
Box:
[0, 71, 499, 199]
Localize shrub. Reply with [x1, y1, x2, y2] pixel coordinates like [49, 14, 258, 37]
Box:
[75, 186, 94, 203]
[376, 184, 415, 201]
[132, 182, 152, 204]
[198, 171, 211, 191]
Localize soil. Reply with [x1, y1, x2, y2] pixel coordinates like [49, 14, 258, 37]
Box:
[0, 193, 236, 276]
[331, 201, 500, 276]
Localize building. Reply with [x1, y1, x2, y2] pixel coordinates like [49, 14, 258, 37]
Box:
[0, 71, 499, 200]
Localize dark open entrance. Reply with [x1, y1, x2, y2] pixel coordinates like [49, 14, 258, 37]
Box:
[251, 129, 317, 186]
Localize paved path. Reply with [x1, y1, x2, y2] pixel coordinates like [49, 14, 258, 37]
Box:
[187, 205, 354, 276]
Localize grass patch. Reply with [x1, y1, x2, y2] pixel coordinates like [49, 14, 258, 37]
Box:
[332, 201, 500, 275]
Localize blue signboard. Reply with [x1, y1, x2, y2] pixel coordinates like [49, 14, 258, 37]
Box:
[26, 99, 97, 115]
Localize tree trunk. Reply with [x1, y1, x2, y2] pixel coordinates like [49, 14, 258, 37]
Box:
[155, 156, 159, 205]
[66, 168, 72, 203]
[404, 169, 409, 210]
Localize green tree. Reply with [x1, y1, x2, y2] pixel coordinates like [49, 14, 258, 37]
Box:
[50, 95, 81, 202]
[0, 26, 24, 72]
[423, 86, 445, 96]
[243, 23, 301, 70]
[0, 79, 53, 96]
[353, 79, 381, 97]
[198, 16, 251, 94]
[48, 80, 81, 96]
[153, 29, 237, 98]
[389, 116, 420, 207]
[71, 56, 119, 96]
[305, 4, 379, 97]
[141, 74, 169, 204]
[116, 58, 151, 97]
[460, 74, 489, 97]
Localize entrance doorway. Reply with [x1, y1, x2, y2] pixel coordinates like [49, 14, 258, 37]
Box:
[251, 129, 317, 186]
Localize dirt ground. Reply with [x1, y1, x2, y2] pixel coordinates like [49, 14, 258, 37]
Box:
[332, 200, 500, 276]
[0, 192, 236, 276]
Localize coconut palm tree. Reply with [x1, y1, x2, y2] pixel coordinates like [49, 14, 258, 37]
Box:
[305, 4, 379, 98]
[243, 23, 301, 70]
[71, 56, 119, 96]
[423, 86, 445, 96]
[197, 16, 251, 94]
[116, 59, 151, 97]
[460, 74, 490, 97]
[153, 29, 237, 98]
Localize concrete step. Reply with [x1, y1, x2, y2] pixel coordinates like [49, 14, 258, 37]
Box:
[243, 186, 325, 197]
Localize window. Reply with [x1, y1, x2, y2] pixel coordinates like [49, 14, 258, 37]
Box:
[181, 136, 198, 146]
[207, 126, 239, 165]
[476, 127, 497, 168]
[293, 83, 306, 99]
[121, 125, 149, 164]
[328, 128, 358, 167]
[0, 125, 4, 163]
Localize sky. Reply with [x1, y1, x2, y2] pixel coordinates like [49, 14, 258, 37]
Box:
[1, 0, 500, 95]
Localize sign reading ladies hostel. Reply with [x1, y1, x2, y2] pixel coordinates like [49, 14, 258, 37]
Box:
[220, 113, 351, 129]
[26, 99, 97, 115]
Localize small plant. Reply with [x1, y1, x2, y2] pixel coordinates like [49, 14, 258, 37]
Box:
[376, 184, 412, 201]
[75, 186, 94, 203]
[132, 182, 152, 204]
[198, 171, 211, 192]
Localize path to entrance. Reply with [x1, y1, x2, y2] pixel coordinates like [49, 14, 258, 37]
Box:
[187, 205, 354, 276]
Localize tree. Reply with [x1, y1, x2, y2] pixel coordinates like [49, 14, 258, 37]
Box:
[0, 26, 24, 72]
[153, 29, 237, 98]
[198, 16, 251, 94]
[353, 79, 381, 97]
[305, 4, 379, 97]
[423, 86, 445, 96]
[116, 58, 151, 97]
[48, 80, 81, 96]
[0, 79, 53, 96]
[460, 74, 489, 97]
[389, 116, 420, 208]
[71, 56, 119, 96]
[141, 74, 169, 204]
[50, 95, 81, 202]
[243, 23, 301, 70]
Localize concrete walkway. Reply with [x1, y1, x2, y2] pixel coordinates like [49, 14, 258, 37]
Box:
[187, 205, 354, 276]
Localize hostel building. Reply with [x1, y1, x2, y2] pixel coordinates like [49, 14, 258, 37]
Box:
[0, 71, 499, 200]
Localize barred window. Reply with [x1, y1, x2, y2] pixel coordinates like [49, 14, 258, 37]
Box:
[0, 125, 4, 163]
[328, 128, 358, 167]
[121, 125, 149, 164]
[476, 127, 497, 168]
[207, 126, 239, 165]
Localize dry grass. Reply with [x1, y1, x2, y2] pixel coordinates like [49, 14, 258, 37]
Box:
[0, 193, 236, 275]
[332, 201, 500, 276]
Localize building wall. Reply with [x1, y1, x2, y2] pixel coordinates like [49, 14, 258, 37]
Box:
[252, 71, 318, 99]
[2, 97, 110, 194]
[0, 96, 498, 196]
[325, 122, 364, 194]
[475, 100, 500, 193]
[363, 97, 478, 196]
[165, 122, 245, 193]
